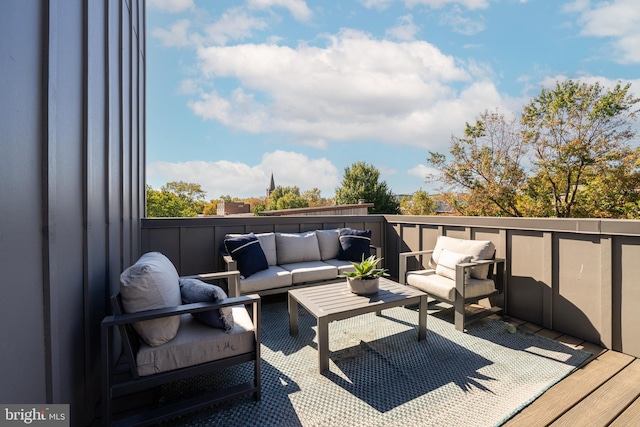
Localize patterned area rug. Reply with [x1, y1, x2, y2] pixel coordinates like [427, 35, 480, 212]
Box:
[160, 298, 590, 427]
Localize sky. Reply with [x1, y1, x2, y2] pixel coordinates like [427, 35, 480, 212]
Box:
[146, 0, 640, 200]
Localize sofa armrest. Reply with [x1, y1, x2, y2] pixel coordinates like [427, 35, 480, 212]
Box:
[398, 249, 435, 285]
[370, 245, 382, 260]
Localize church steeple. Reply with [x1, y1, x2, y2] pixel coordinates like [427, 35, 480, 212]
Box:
[267, 172, 275, 197]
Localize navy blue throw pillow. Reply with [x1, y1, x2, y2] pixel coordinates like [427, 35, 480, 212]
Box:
[224, 232, 268, 278]
[337, 228, 372, 261]
[179, 278, 234, 332]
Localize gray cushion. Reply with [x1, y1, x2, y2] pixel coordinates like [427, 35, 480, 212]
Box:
[316, 229, 340, 260]
[406, 269, 496, 301]
[135, 307, 255, 376]
[119, 252, 182, 347]
[435, 249, 473, 280]
[179, 278, 234, 332]
[323, 258, 357, 275]
[275, 231, 322, 265]
[430, 236, 495, 279]
[239, 266, 293, 293]
[280, 261, 338, 284]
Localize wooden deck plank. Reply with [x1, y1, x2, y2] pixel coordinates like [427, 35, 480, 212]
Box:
[550, 358, 640, 427]
[609, 397, 640, 426]
[503, 350, 635, 427]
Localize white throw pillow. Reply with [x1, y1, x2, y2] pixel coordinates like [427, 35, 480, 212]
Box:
[430, 236, 495, 279]
[275, 231, 322, 264]
[120, 252, 182, 346]
[315, 229, 341, 260]
[435, 249, 473, 281]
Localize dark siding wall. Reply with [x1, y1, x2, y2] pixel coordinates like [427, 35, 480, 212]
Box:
[0, 0, 145, 424]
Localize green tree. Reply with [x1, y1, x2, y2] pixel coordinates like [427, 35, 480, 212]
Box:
[146, 181, 207, 217]
[427, 110, 528, 217]
[334, 162, 400, 214]
[302, 188, 331, 207]
[267, 186, 309, 210]
[400, 189, 437, 215]
[522, 80, 640, 217]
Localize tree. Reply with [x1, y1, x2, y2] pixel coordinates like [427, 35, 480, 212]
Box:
[522, 80, 640, 217]
[202, 200, 219, 216]
[427, 110, 528, 217]
[399, 189, 437, 215]
[266, 186, 309, 210]
[334, 162, 400, 214]
[146, 181, 207, 217]
[302, 188, 331, 207]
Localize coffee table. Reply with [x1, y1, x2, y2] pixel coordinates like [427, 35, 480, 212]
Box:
[288, 277, 428, 373]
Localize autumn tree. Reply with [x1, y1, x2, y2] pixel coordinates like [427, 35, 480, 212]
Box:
[522, 80, 640, 218]
[302, 188, 331, 207]
[334, 162, 400, 214]
[146, 181, 207, 217]
[427, 110, 528, 217]
[399, 189, 437, 215]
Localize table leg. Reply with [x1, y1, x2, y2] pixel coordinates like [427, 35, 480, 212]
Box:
[418, 295, 427, 341]
[318, 317, 329, 373]
[288, 294, 299, 336]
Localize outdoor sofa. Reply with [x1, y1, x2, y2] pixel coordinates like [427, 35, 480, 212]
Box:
[223, 228, 381, 297]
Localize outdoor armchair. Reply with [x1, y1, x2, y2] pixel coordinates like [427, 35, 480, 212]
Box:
[399, 236, 505, 332]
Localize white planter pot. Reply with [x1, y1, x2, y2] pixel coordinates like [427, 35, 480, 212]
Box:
[346, 277, 380, 295]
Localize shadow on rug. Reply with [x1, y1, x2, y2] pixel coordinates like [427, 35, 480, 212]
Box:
[160, 300, 590, 427]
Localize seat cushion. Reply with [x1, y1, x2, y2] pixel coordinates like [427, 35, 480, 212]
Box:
[119, 252, 182, 347]
[430, 236, 495, 279]
[224, 233, 269, 278]
[280, 261, 338, 284]
[135, 306, 255, 377]
[316, 229, 341, 260]
[406, 269, 496, 301]
[240, 266, 293, 293]
[324, 258, 357, 275]
[275, 231, 322, 264]
[179, 278, 234, 332]
[338, 228, 372, 262]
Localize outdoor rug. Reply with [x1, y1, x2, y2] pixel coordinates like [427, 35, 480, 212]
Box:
[160, 299, 591, 427]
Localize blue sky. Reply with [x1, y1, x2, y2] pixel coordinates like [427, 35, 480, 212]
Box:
[146, 0, 640, 200]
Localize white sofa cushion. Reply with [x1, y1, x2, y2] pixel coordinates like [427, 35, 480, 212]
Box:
[406, 269, 496, 301]
[135, 307, 255, 376]
[275, 231, 322, 265]
[430, 236, 495, 279]
[324, 258, 357, 275]
[280, 261, 338, 284]
[239, 266, 293, 293]
[435, 249, 473, 280]
[120, 252, 182, 347]
[315, 229, 341, 260]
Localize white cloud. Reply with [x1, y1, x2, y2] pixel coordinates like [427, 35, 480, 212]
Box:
[147, 0, 195, 13]
[204, 8, 269, 46]
[151, 19, 196, 47]
[361, 0, 489, 10]
[386, 14, 420, 41]
[439, 7, 486, 35]
[147, 151, 340, 199]
[187, 29, 508, 153]
[247, 0, 313, 22]
[572, 0, 640, 63]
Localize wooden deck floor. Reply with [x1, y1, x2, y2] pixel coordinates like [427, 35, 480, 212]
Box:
[500, 315, 640, 426]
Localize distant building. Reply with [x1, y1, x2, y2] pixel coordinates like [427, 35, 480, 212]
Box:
[217, 201, 251, 215]
[267, 172, 276, 198]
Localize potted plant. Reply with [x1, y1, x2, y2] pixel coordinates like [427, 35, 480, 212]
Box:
[340, 254, 389, 295]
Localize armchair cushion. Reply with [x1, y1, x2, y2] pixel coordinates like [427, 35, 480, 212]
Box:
[119, 252, 182, 347]
[316, 228, 340, 260]
[179, 278, 234, 332]
[337, 228, 372, 262]
[435, 249, 472, 280]
[406, 269, 496, 301]
[430, 236, 495, 279]
[135, 308, 255, 377]
[224, 233, 269, 278]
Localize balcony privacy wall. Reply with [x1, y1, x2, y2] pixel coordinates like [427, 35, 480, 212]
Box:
[143, 215, 640, 359]
[0, 1, 145, 424]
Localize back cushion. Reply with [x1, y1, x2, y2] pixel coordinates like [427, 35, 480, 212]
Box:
[337, 228, 372, 262]
[120, 252, 182, 346]
[275, 231, 322, 264]
[315, 229, 341, 260]
[435, 249, 473, 280]
[430, 236, 495, 279]
[224, 232, 277, 266]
